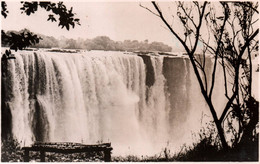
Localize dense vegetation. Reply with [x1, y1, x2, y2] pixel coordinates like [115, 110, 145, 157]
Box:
[2, 122, 257, 162]
[1, 1, 80, 51]
[2, 29, 172, 52]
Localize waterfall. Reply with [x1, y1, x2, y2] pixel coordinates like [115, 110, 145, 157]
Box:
[2, 50, 225, 156]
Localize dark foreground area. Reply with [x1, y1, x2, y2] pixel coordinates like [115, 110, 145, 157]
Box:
[2, 135, 258, 162]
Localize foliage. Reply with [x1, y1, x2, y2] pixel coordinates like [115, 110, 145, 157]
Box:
[1, 1, 8, 18]
[112, 122, 258, 161]
[1, 137, 23, 162]
[202, 2, 259, 148]
[1, 1, 80, 51]
[174, 126, 258, 161]
[2, 29, 41, 51]
[20, 1, 80, 30]
[1, 138, 104, 162]
[2, 30, 173, 52]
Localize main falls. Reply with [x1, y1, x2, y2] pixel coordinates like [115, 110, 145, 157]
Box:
[2, 50, 228, 155]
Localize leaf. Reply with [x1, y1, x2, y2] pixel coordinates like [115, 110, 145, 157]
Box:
[47, 14, 56, 22]
[216, 16, 224, 20]
[65, 24, 69, 30]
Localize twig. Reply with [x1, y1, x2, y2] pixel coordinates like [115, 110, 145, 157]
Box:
[140, 3, 160, 17]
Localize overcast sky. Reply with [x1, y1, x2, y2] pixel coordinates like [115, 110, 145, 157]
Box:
[2, 1, 185, 51]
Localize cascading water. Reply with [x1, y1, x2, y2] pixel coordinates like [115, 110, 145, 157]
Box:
[2, 50, 227, 156]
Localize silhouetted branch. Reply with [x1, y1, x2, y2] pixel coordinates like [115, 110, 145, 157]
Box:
[209, 2, 230, 99]
[139, 3, 160, 17]
[178, 2, 197, 28]
[151, 1, 190, 53]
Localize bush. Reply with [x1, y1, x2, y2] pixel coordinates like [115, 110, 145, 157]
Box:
[172, 121, 259, 161]
[1, 137, 23, 162]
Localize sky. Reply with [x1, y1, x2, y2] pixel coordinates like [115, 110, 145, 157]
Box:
[1, 1, 184, 51]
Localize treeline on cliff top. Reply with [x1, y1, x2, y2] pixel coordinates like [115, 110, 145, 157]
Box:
[2, 29, 172, 52]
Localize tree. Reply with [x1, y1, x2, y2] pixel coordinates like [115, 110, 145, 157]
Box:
[2, 28, 41, 51]
[92, 36, 115, 50]
[201, 2, 259, 150]
[1, 1, 80, 51]
[1, 1, 80, 140]
[143, 1, 259, 151]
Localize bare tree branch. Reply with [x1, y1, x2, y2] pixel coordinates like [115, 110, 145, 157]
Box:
[140, 3, 160, 17]
[178, 2, 197, 28]
[209, 2, 230, 99]
[151, 1, 190, 53]
[191, 2, 208, 55]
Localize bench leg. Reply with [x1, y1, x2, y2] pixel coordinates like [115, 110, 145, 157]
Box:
[23, 150, 29, 162]
[104, 149, 111, 162]
[40, 151, 45, 162]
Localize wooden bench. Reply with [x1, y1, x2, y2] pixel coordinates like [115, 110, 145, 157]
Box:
[22, 142, 113, 162]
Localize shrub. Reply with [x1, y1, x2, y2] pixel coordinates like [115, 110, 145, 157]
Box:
[1, 137, 23, 162]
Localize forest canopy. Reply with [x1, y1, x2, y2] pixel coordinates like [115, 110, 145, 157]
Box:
[1, 29, 172, 52]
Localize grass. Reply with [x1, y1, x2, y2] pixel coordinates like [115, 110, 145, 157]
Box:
[2, 130, 258, 162]
[1, 137, 23, 162]
[1, 137, 104, 162]
[112, 135, 258, 162]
